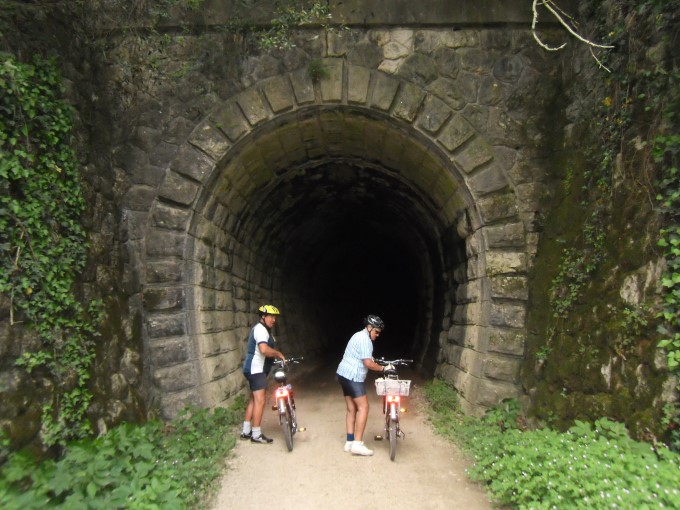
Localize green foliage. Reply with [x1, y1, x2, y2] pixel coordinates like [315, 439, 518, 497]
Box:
[255, 1, 331, 51]
[0, 399, 245, 509]
[549, 215, 606, 319]
[0, 54, 99, 447]
[307, 58, 328, 82]
[424, 380, 680, 509]
[654, 134, 680, 371]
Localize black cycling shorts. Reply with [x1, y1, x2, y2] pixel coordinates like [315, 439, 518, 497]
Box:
[244, 372, 267, 391]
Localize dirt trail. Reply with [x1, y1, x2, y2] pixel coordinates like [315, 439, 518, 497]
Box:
[209, 365, 495, 510]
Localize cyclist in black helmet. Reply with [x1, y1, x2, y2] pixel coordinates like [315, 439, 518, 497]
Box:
[336, 314, 390, 456]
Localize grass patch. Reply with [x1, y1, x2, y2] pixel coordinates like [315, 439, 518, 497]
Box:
[0, 396, 245, 509]
[424, 379, 680, 509]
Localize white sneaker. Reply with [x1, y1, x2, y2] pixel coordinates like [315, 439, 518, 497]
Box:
[344, 441, 352, 452]
[350, 441, 374, 456]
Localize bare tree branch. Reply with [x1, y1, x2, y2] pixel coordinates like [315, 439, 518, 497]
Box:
[532, 0, 614, 71]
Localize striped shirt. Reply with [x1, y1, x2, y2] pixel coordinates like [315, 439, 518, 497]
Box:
[336, 328, 373, 382]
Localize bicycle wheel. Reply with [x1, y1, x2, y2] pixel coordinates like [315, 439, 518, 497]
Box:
[280, 405, 294, 452]
[388, 416, 397, 461]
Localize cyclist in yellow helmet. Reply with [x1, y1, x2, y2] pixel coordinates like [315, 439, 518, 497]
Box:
[240, 305, 286, 443]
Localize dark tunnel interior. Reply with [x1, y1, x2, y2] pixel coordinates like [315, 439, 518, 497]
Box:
[265, 159, 448, 373]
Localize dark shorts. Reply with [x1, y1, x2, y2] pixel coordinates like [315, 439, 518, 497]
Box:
[337, 374, 366, 398]
[244, 372, 267, 391]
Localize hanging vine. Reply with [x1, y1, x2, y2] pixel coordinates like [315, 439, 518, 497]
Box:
[0, 54, 101, 447]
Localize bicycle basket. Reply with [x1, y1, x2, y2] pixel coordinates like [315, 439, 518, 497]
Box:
[375, 378, 411, 396]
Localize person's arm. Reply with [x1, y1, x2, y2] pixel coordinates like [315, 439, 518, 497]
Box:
[258, 341, 285, 362]
[363, 358, 385, 372]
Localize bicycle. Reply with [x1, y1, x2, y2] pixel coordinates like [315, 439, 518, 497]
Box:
[271, 356, 303, 452]
[374, 358, 413, 461]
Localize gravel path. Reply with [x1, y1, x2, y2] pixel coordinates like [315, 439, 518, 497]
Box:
[209, 364, 495, 510]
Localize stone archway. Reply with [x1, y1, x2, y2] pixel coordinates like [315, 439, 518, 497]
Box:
[141, 60, 529, 419]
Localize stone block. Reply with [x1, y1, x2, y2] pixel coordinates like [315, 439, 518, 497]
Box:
[370, 72, 399, 111]
[475, 378, 518, 408]
[485, 251, 527, 275]
[188, 124, 230, 162]
[416, 95, 452, 134]
[319, 58, 344, 102]
[393, 82, 426, 122]
[482, 355, 520, 382]
[477, 192, 518, 223]
[262, 75, 295, 113]
[211, 101, 250, 142]
[143, 287, 184, 312]
[236, 88, 271, 126]
[146, 313, 187, 338]
[453, 136, 494, 174]
[488, 327, 526, 356]
[289, 68, 315, 104]
[489, 275, 528, 300]
[151, 203, 191, 231]
[347, 65, 371, 104]
[123, 185, 156, 211]
[484, 221, 525, 249]
[149, 337, 191, 366]
[158, 171, 199, 206]
[153, 363, 197, 392]
[438, 114, 474, 152]
[166, 143, 212, 182]
[146, 230, 185, 258]
[159, 389, 201, 420]
[490, 302, 526, 329]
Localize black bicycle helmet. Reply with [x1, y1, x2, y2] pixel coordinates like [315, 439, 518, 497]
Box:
[364, 315, 385, 329]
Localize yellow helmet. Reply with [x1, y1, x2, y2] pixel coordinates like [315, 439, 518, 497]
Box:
[258, 304, 280, 316]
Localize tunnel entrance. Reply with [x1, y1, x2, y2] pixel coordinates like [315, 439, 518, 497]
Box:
[144, 65, 527, 419]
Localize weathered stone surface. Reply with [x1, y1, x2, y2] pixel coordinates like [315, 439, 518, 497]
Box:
[370, 72, 400, 111]
[416, 95, 452, 134]
[486, 251, 527, 275]
[158, 171, 200, 205]
[319, 58, 344, 102]
[482, 355, 521, 382]
[456, 137, 495, 174]
[210, 102, 250, 142]
[143, 287, 184, 312]
[490, 302, 526, 329]
[438, 115, 475, 152]
[262, 75, 295, 113]
[149, 337, 191, 366]
[347, 65, 371, 104]
[484, 222, 525, 249]
[488, 327, 526, 356]
[489, 275, 528, 300]
[236, 89, 270, 126]
[151, 203, 191, 231]
[146, 313, 187, 338]
[476, 378, 518, 407]
[393, 82, 426, 122]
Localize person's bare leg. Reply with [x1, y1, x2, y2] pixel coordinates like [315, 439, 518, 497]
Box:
[251, 388, 266, 427]
[352, 395, 370, 441]
[244, 395, 254, 422]
[344, 395, 357, 435]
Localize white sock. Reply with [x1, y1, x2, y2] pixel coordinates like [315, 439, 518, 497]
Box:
[242, 421, 252, 434]
[252, 427, 262, 438]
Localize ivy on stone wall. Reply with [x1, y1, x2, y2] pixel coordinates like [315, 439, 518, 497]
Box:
[0, 54, 100, 447]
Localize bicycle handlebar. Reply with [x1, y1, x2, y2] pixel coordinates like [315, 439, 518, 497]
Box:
[273, 356, 304, 367]
[375, 358, 413, 367]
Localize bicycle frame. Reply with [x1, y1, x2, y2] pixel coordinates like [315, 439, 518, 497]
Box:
[271, 357, 303, 451]
[375, 358, 412, 461]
